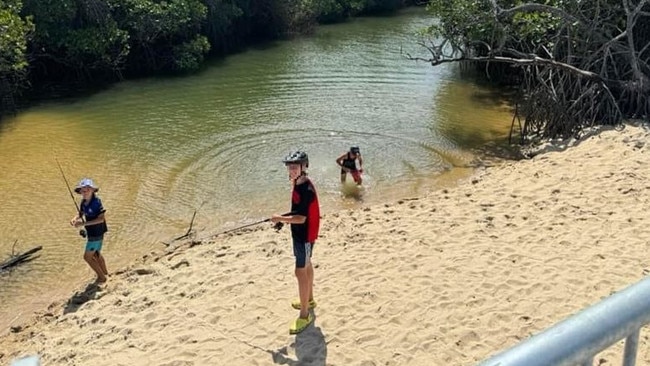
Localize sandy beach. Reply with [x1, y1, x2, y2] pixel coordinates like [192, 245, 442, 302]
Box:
[2, 123, 650, 366]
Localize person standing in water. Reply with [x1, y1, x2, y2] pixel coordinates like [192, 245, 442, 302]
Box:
[271, 151, 320, 335]
[70, 178, 109, 284]
[336, 146, 363, 185]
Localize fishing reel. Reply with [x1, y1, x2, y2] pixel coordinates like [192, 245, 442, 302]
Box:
[273, 222, 284, 232]
[79, 229, 87, 238]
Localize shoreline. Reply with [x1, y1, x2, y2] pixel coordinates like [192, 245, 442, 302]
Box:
[2, 122, 650, 365]
[0, 154, 484, 335]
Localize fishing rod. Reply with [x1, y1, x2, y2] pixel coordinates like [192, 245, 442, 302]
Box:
[189, 211, 293, 244]
[218, 218, 275, 236]
[216, 211, 293, 236]
[55, 157, 86, 238]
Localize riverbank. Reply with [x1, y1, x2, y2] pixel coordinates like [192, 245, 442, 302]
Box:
[0, 6, 516, 331]
[2, 123, 650, 365]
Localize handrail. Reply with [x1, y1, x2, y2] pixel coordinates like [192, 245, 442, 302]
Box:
[477, 276, 650, 366]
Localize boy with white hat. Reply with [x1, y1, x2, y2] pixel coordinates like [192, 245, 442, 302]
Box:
[70, 178, 109, 283]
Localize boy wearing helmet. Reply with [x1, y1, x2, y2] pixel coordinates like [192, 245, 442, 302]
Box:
[336, 146, 363, 185]
[70, 178, 109, 284]
[271, 151, 320, 335]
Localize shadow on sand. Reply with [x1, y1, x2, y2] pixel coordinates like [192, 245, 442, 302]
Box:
[273, 321, 327, 366]
[62, 282, 101, 314]
[237, 311, 327, 365]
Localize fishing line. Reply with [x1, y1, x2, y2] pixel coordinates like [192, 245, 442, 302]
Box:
[55, 157, 86, 238]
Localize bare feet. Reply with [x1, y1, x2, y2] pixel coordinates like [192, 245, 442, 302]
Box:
[95, 276, 107, 284]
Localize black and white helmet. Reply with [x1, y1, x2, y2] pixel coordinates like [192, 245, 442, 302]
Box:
[282, 151, 309, 168]
[350, 146, 360, 154]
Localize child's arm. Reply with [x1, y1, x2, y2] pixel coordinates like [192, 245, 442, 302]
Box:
[336, 153, 349, 171]
[358, 155, 364, 172]
[70, 214, 82, 227]
[271, 213, 306, 224]
[83, 212, 106, 226]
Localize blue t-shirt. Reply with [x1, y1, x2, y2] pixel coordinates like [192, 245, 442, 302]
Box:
[80, 195, 108, 239]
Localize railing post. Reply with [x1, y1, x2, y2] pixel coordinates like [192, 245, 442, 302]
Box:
[622, 328, 640, 366]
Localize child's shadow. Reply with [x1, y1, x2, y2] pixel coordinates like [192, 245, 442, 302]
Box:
[271, 314, 327, 365]
[294, 325, 327, 365]
[63, 283, 101, 314]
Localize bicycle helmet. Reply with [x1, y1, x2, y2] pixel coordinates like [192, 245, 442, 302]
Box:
[282, 151, 309, 168]
[350, 146, 360, 155]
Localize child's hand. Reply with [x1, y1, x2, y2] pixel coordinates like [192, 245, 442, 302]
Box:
[359, 169, 364, 173]
[72, 218, 84, 227]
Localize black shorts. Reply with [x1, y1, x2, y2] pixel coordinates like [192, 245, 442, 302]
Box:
[293, 239, 314, 268]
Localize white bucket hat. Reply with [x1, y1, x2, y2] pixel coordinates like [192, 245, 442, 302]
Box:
[74, 178, 99, 193]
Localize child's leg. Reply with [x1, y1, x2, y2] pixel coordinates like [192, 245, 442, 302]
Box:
[95, 252, 108, 276]
[340, 169, 347, 183]
[83, 251, 107, 282]
[306, 262, 314, 301]
[293, 240, 313, 318]
[294, 267, 310, 319]
[305, 242, 314, 301]
[84, 239, 105, 281]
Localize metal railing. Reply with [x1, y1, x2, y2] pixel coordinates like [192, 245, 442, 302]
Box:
[477, 276, 650, 366]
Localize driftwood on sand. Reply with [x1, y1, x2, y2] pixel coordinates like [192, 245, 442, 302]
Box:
[163, 202, 206, 246]
[0, 241, 42, 272]
[163, 209, 199, 246]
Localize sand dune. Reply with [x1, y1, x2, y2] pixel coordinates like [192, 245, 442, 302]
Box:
[2, 123, 650, 366]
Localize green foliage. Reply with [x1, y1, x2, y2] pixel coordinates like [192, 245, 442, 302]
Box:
[172, 35, 210, 71]
[0, 0, 33, 74]
[309, 0, 344, 22]
[426, 0, 564, 55]
[109, 0, 210, 72]
[61, 25, 129, 69]
[310, 0, 402, 23]
[426, 0, 497, 45]
[110, 0, 207, 43]
[365, 0, 405, 13]
[23, 0, 129, 74]
[1, 0, 411, 100]
[12, 0, 410, 79]
[266, 0, 322, 36]
[0, 0, 33, 118]
[202, 0, 244, 53]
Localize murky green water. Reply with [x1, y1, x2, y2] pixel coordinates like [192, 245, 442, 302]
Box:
[0, 8, 514, 331]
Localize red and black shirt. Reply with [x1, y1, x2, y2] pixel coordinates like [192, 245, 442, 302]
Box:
[290, 178, 320, 243]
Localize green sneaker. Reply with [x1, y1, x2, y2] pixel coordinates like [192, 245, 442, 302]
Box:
[291, 298, 317, 310]
[289, 313, 314, 335]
